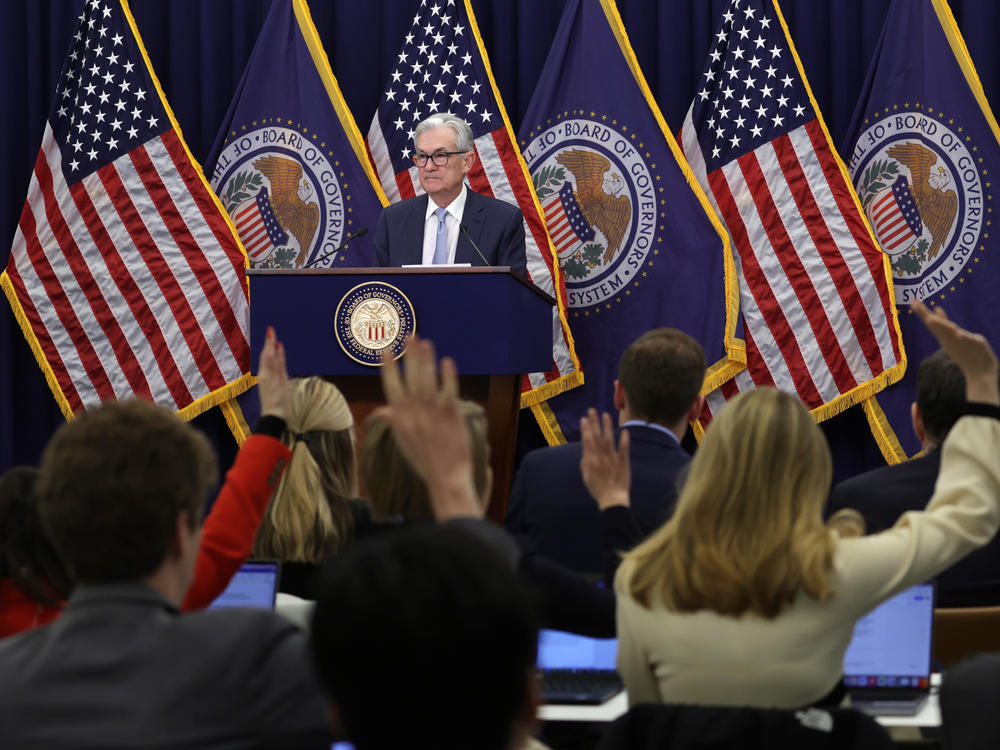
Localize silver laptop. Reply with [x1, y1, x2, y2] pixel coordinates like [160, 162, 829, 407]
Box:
[843, 582, 935, 715]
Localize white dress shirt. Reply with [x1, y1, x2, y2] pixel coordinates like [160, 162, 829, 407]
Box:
[421, 184, 468, 265]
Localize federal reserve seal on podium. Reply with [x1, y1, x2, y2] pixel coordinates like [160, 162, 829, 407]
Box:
[334, 282, 416, 366]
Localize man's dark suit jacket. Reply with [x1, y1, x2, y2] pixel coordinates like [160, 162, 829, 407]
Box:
[0, 583, 330, 748]
[373, 190, 528, 277]
[828, 448, 1000, 607]
[504, 424, 690, 576]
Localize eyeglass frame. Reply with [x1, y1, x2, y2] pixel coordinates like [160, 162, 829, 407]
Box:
[412, 150, 469, 167]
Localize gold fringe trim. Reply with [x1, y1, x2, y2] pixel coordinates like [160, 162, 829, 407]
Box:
[519, 370, 585, 410]
[175, 372, 255, 423]
[220, 397, 252, 445]
[861, 396, 908, 464]
[531, 401, 568, 445]
[2, 270, 75, 420]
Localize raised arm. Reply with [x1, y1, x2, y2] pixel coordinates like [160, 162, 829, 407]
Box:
[182, 327, 293, 611]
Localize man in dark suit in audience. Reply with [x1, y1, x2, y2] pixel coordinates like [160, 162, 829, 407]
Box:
[504, 328, 705, 576]
[0, 390, 330, 746]
[312, 524, 540, 750]
[828, 350, 1000, 606]
[373, 112, 528, 277]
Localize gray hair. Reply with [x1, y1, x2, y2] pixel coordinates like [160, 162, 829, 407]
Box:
[413, 112, 474, 154]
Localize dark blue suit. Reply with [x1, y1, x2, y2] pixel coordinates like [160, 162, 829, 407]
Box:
[373, 190, 527, 277]
[505, 424, 690, 576]
[828, 448, 1000, 607]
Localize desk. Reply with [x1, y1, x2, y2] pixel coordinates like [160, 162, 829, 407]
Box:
[539, 674, 942, 729]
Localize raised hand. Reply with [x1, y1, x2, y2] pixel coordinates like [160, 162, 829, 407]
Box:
[913, 299, 1000, 405]
[257, 326, 291, 419]
[579, 408, 631, 510]
[377, 337, 482, 520]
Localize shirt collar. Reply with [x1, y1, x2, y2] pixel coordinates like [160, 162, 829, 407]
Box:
[424, 183, 468, 223]
[621, 419, 680, 444]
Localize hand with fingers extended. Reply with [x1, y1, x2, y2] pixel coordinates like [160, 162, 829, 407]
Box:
[913, 299, 1000, 405]
[377, 337, 482, 521]
[579, 408, 631, 510]
[257, 326, 291, 419]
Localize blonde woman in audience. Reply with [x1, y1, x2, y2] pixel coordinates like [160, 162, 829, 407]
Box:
[581, 301, 1000, 709]
[254, 376, 366, 598]
[361, 400, 491, 522]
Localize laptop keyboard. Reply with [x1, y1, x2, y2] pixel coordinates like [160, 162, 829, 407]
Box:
[542, 669, 624, 705]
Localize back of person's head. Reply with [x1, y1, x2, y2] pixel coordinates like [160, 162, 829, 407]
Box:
[311, 524, 538, 750]
[618, 328, 706, 424]
[254, 377, 357, 563]
[360, 400, 489, 521]
[0, 466, 73, 605]
[619, 388, 835, 618]
[36, 399, 217, 584]
[916, 350, 967, 445]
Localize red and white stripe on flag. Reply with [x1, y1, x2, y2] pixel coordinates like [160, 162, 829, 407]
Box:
[5, 125, 251, 418]
[365, 0, 581, 416]
[871, 190, 917, 252]
[682, 114, 903, 423]
[3, 0, 251, 421]
[678, 0, 903, 430]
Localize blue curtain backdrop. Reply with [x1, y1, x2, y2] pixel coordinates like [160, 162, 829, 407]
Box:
[3, 0, 1000, 481]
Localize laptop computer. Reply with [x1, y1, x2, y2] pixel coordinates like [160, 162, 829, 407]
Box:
[538, 628, 624, 705]
[208, 559, 281, 610]
[843, 582, 935, 716]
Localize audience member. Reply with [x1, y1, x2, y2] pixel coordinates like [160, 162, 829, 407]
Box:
[360, 343, 614, 637]
[253, 375, 367, 599]
[0, 466, 72, 636]
[0, 328, 295, 637]
[828, 350, 1000, 606]
[940, 651, 1000, 749]
[580, 300, 1000, 709]
[505, 328, 704, 576]
[0, 396, 329, 747]
[361, 399, 491, 521]
[312, 524, 540, 750]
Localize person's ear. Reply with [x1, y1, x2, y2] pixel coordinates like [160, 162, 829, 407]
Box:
[687, 394, 705, 423]
[911, 402, 926, 444]
[613, 380, 627, 412]
[462, 150, 475, 175]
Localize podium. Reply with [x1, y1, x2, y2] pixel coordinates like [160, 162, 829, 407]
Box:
[247, 267, 555, 520]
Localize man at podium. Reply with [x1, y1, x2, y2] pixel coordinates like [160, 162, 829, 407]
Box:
[373, 113, 527, 277]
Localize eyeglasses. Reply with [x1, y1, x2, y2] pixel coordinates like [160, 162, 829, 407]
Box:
[412, 150, 466, 167]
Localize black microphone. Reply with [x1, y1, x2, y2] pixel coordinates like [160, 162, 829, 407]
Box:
[303, 227, 369, 268]
[460, 224, 492, 267]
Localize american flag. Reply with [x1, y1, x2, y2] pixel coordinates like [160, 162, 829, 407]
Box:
[367, 0, 582, 415]
[2, 0, 251, 418]
[679, 0, 904, 423]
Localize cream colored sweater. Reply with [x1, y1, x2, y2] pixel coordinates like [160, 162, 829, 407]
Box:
[615, 416, 1000, 709]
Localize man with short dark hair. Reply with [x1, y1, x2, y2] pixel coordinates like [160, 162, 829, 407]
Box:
[828, 350, 1000, 606]
[0, 336, 330, 748]
[505, 327, 706, 576]
[312, 525, 540, 750]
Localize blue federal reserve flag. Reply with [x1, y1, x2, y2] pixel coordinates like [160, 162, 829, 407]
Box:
[844, 0, 1000, 458]
[206, 0, 389, 441]
[518, 0, 742, 442]
[207, 0, 387, 272]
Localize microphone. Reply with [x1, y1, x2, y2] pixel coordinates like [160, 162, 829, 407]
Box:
[460, 224, 492, 268]
[303, 227, 369, 268]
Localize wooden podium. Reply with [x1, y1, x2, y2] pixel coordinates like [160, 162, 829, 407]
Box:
[247, 267, 555, 520]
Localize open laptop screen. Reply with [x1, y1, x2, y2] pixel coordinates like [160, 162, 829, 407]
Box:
[537, 629, 617, 671]
[208, 559, 281, 611]
[842, 582, 935, 689]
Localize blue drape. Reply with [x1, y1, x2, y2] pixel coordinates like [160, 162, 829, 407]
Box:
[4, 0, 1000, 480]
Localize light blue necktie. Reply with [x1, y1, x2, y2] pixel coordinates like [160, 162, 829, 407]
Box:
[432, 207, 449, 265]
